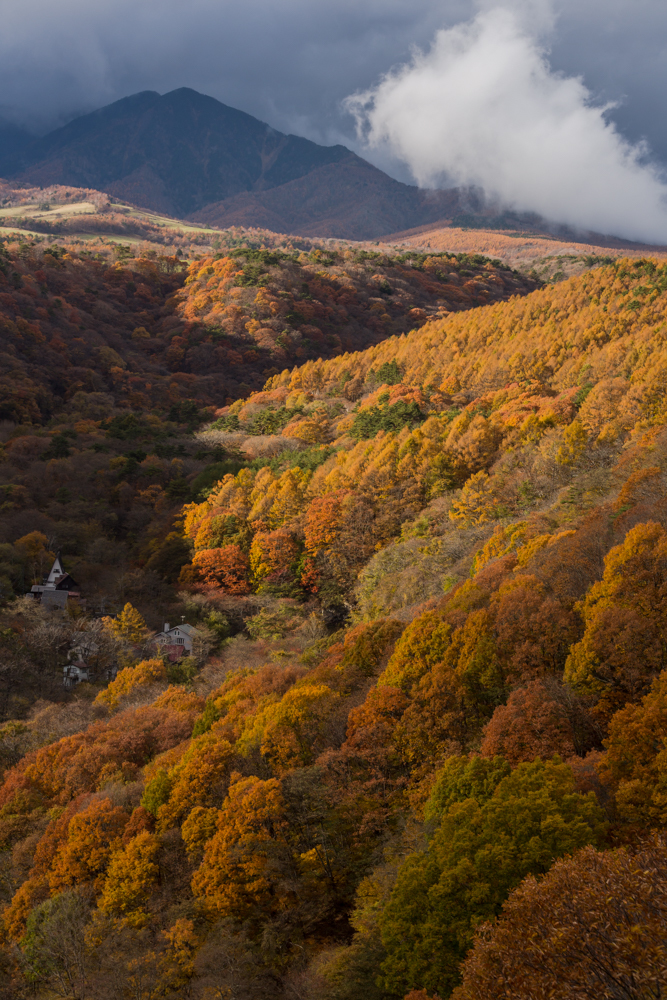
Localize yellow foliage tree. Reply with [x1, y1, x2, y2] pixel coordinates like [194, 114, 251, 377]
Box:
[155, 730, 234, 831]
[102, 603, 149, 646]
[555, 420, 588, 465]
[181, 805, 219, 861]
[379, 611, 452, 694]
[236, 683, 340, 771]
[449, 471, 499, 526]
[98, 831, 160, 927]
[95, 658, 166, 710]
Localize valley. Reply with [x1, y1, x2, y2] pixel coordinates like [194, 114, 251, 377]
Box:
[0, 85, 666, 1000]
[0, 210, 666, 994]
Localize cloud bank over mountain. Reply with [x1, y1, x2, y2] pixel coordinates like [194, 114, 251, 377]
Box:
[0, 0, 462, 145]
[346, 4, 667, 243]
[3, 0, 667, 241]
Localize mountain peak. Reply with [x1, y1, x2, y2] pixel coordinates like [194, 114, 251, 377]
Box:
[2, 88, 354, 217]
[0, 88, 462, 236]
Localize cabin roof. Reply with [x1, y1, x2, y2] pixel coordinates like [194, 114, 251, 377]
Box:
[176, 624, 199, 637]
[156, 623, 200, 639]
[43, 552, 79, 589]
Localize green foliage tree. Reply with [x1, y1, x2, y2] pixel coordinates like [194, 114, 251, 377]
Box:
[378, 758, 607, 998]
[21, 890, 90, 997]
[351, 396, 424, 440]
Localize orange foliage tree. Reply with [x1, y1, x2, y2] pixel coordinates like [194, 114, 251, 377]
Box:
[453, 839, 667, 1000]
[480, 680, 581, 765]
[600, 669, 667, 827]
[48, 797, 129, 893]
[191, 545, 250, 593]
[565, 521, 667, 717]
[192, 774, 293, 922]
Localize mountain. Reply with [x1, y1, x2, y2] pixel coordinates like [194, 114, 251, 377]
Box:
[1, 88, 463, 237]
[0, 119, 33, 175]
[1, 89, 350, 217]
[190, 156, 464, 240]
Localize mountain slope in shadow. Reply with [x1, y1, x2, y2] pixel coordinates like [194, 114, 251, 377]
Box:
[1, 88, 466, 238]
[2, 89, 352, 217]
[190, 158, 464, 240]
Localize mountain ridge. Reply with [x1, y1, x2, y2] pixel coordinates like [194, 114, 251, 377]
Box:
[2, 88, 353, 218]
[0, 88, 469, 239]
[190, 157, 464, 239]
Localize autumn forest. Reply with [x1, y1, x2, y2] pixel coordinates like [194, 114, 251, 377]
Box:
[0, 222, 666, 999]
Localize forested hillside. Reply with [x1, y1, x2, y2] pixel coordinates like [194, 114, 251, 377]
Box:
[0, 236, 531, 423]
[0, 256, 666, 997]
[0, 234, 532, 623]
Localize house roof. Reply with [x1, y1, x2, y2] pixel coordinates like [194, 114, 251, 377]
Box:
[156, 623, 200, 639]
[177, 624, 199, 637]
[43, 553, 79, 590]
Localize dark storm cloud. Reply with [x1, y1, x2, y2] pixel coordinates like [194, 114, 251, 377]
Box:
[2, 0, 664, 155]
[0, 0, 466, 141]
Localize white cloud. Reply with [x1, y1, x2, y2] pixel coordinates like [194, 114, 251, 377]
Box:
[345, 5, 667, 243]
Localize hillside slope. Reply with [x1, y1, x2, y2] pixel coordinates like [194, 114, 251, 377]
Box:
[0, 259, 666, 996]
[0, 233, 533, 618]
[383, 220, 667, 280]
[188, 256, 667, 615]
[261, 257, 667, 399]
[0, 237, 534, 425]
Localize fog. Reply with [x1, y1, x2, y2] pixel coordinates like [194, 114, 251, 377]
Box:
[346, 4, 667, 242]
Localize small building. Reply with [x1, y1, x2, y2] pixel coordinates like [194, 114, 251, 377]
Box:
[154, 622, 200, 660]
[63, 662, 90, 689]
[62, 633, 99, 689]
[28, 552, 83, 609]
[63, 634, 118, 688]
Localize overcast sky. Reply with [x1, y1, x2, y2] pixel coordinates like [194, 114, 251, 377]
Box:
[2, 0, 667, 238]
[1, 0, 664, 154]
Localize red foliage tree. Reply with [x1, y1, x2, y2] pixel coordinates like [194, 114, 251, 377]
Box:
[453, 839, 667, 1000]
[480, 680, 578, 765]
[191, 545, 250, 594]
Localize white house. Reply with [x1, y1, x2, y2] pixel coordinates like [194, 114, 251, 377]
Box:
[154, 622, 201, 659]
[63, 663, 90, 688]
[28, 552, 83, 609]
[62, 631, 117, 688]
